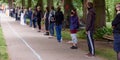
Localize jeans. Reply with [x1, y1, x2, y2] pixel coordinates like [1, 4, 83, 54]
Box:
[29, 18, 32, 27]
[55, 24, 62, 42]
[49, 23, 54, 36]
[32, 17, 37, 28]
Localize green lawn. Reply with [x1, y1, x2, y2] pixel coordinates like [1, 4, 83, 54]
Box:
[0, 27, 8, 60]
[62, 29, 116, 60]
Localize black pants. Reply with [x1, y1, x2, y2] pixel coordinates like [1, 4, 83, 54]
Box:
[87, 31, 95, 55]
[37, 19, 41, 30]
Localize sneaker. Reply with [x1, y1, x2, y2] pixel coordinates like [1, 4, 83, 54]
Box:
[38, 30, 41, 32]
[44, 32, 49, 35]
[70, 46, 78, 49]
[85, 53, 95, 58]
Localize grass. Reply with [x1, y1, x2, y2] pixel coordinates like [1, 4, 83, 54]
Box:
[62, 29, 116, 60]
[0, 27, 8, 60]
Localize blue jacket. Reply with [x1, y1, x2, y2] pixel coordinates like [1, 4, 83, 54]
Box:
[28, 10, 33, 19]
[70, 15, 79, 30]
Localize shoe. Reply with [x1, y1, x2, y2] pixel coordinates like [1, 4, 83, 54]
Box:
[38, 30, 41, 32]
[44, 32, 49, 35]
[85, 53, 95, 58]
[70, 46, 78, 49]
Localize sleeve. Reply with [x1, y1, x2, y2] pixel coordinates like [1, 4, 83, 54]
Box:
[112, 14, 120, 27]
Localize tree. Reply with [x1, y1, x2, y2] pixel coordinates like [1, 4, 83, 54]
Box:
[8, 0, 13, 8]
[36, 0, 43, 13]
[64, 0, 74, 27]
[93, 0, 106, 28]
[28, 0, 31, 8]
[81, 0, 88, 24]
[47, 0, 53, 8]
[21, 0, 25, 7]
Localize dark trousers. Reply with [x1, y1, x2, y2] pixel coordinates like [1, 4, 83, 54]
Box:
[87, 31, 95, 55]
[15, 13, 18, 20]
[37, 19, 41, 30]
[32, 18, 37, 28]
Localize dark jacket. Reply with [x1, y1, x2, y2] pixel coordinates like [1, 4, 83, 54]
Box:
[86, 8, 96, 31]
[37, 11, 42, 20]
[55, 11, 64, 25]
[112, 13, 120, 33]
[28, 10, 33, 19]
[70, 15, 79, 30]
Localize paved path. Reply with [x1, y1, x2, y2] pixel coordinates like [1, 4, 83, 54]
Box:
[0, 13, 105, 60]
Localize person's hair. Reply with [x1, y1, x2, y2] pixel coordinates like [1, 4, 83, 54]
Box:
[72, 8, 77, 16]
[46, 7, 49, 12]
[115, 3, 120, 13]
[57, 6, 61, 11]
[51, 6, 55, 10]
[87, 2, 93, 8]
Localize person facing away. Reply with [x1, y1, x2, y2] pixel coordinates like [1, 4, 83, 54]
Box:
[55, 7, 64, 42]
[69, 9, 79, 49]
[112, 3, 120, 60]
[86, 2, 96, 57]
[32, 8, 37, 29]
[44, 7, 50, 35]
[48, 6, 56, 38]
[36, 6, 42, 32]
[28, 8, 33, 27]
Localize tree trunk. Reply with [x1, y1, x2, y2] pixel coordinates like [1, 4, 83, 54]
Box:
[64, 0, 74, 27]
[22, 0, 25, 7]
[28, 0, 31, 8]
[82, 0, 88, 24]
[47, 0, 53, 8]
[8, 0, 12, 9]
[93, 0, 106, 28]
[37, 0, 44, 13]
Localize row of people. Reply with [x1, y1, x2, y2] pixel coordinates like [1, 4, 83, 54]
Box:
[10, 2, 95, 57]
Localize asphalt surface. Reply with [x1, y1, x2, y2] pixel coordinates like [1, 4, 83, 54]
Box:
[0, 13, 105, 60]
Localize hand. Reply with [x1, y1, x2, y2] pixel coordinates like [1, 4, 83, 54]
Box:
[86, 31, 88, 34]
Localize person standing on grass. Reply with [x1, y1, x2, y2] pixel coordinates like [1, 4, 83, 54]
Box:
[36, 6, 42, 32]
[55, 7, 64, 42]
[69, 9, 79, 49]
[48, 6, 55, 38]
[86, 2, 96, 57]
[43, 7, 50, 35]
[112, 3, 120, 60]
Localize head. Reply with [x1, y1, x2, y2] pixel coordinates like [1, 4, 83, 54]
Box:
[29, 8, 31, 11]
[115, 3, 120, 12]
[50, 6, 54, 10]
[71, 8, 77, 16]
[37, 6, 41, 11]
[87, 2, 93, 9]
[46, 7, 49, 12]
[57, 6, 61, 11]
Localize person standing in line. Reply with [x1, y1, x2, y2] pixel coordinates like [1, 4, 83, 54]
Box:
[23, 8, 27, 25]
[48, 6, 56, 38]
[36, 6, 42, 32]
[32, 8, 37, 30]
[15, 7, 18, 21]
[112, 3, 120, 60]
[86, 2, 96, 57]
[28, 8, 33, 27]
[43, 7, 50, 35]
[55, 7, 64, 42]
[69, 9, 79, 49]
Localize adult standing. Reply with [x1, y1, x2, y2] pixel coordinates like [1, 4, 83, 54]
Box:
[86, 2, 96, 57]
[28, 8, 33, 27]
[36, 6, 42, 32]
[55, 7, 64, 42]
[44, 7, 50, 35]
[32, 8, 37, 29]
[49, 6, 56, 37]
[112, 3, 120, 60]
